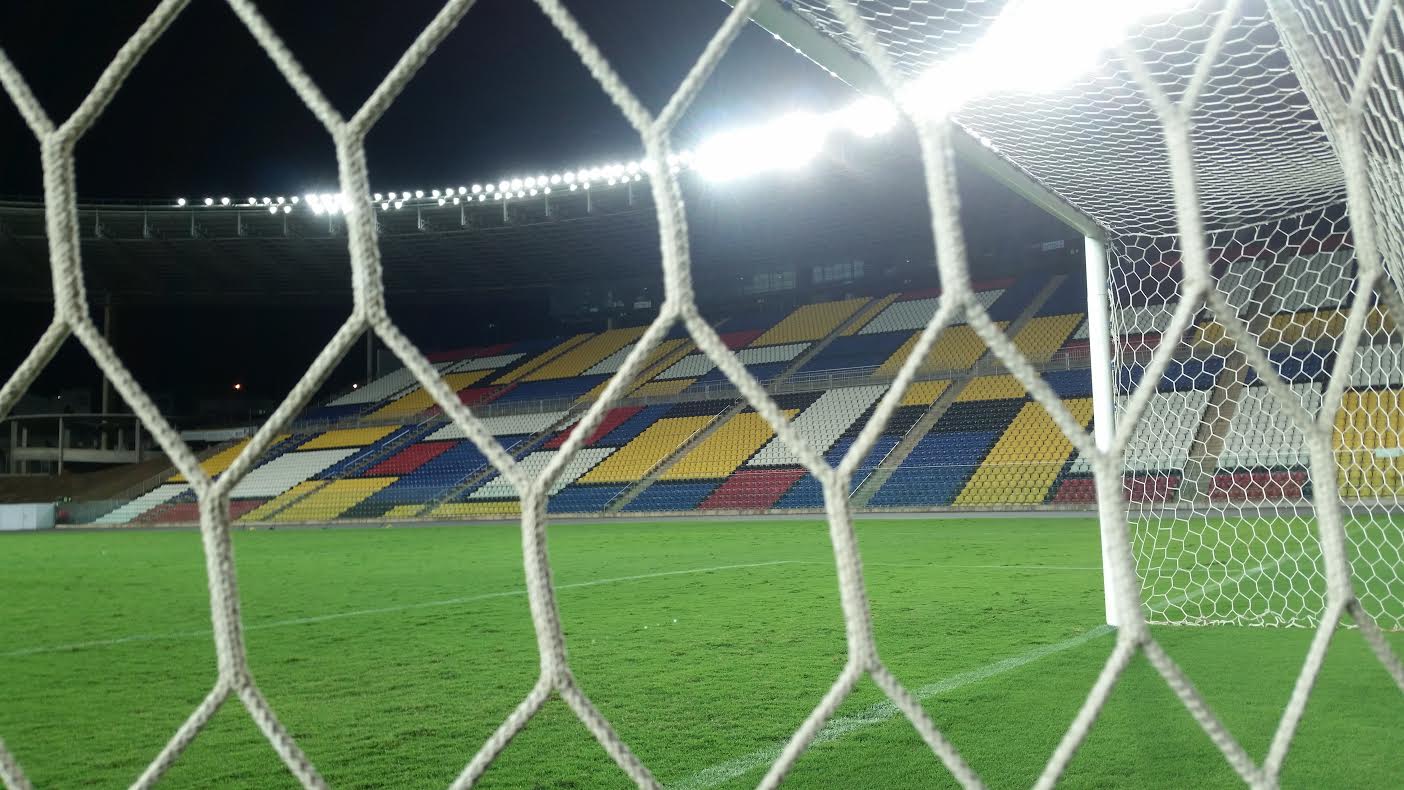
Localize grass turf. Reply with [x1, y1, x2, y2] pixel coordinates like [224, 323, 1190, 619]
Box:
[0, 517, 1400, 788]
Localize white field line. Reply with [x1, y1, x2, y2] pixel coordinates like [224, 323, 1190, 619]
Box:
[668, 558, 1287, 790]
[1, 560, 799, 659]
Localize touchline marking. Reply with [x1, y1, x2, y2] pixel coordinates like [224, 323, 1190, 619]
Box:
[669, 558, 1287, 790]
[670, 626, 1115, 790]
[1, 560, 799, 659]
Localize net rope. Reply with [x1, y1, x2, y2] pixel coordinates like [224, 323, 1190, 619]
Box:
[0, 0, 1401, 788]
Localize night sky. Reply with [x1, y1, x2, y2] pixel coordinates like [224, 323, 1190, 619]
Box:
[0, 0, 1066, 417]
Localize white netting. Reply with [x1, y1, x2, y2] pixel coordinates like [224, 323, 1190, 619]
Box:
[1, 1, 1402, 789]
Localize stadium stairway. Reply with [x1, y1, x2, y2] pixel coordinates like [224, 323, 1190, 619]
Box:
[850, 274, 1067, 507]
[243, 418, 442, 522]
[602, 296, 884, 513]
[416, 406, 583, 516]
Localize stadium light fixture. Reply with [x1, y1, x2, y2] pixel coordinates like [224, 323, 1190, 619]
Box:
[695, 110, 826, 182]
[477, 194, 486, 202]
[529, 188, 538, 196]
[276, 196, 285, 204]
[203, 198, 213, 206]
[453, 196, 461, 205]
[550, 174, 561, 185]
[268, 205, 278, 215]
[247, 197, 256, 206]
[282, 204, 291, 214]
[438, 197, 446, 206]
[220, 197, 231, 206]
[290, 196, 300, 204]
[394, 200, 404, 209]
[471, 184, 483, 194]
[458, 186, 467, 195]
[381, 201, 390, 210]
[176, 198, 187, 207]
[432, 189, 441, 198]
[901, 0, 1194, 118]
[497, 181, 509, 192]
[373, 193, 383, 202]
[414, 190, 424, 198]
[511, 178, 523, 191]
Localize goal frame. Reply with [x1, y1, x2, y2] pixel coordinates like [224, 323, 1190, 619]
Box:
[734, 0, 1124, 626]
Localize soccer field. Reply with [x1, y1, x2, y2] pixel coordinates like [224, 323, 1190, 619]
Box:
[1, 518, 1400, 788]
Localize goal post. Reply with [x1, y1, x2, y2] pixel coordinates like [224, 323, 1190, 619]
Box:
[1084, 233, 1121, 627]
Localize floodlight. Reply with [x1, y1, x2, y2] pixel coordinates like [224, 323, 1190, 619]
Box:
[176, 198, 187, 207]
[432, 189, 441, 198]
[282, 205, 291, 214]
[543, 187, 551, 195]
[836, 95, 898, 138]
[549, 174, 561, 185]
[438, 197, 446, 206]
[477, 195, 485, 202]
[564, 172, 576, 184]
[453, 196, 461, 205]
[220, 197, 231, 205]
[498, 181, 509, 192]
[414, 190, 424, 198]
[276, 196, 286, 204]
[694, 111, 825, 181]
[569, 184, 578, 191]
[458, 186, 467, 195]
[529, 188, 538, 196]
[247, 197, 257, 205]
[203, 197, 214, 206]
[901, 0, 1194, 117]
[394, 200, 404, 209]
[290, 196, 300, 204]
[381, 202, 390, 210]
[511, 178, 523, 190]
[373, 193, 383, 202]
[471, 184, 483, 194]
[525, 177, 537, 189]
[268, 205, 278, 214]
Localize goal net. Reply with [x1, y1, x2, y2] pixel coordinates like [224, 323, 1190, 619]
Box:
[1, 0, 1401, 788]
[787, 0, 1404, 632]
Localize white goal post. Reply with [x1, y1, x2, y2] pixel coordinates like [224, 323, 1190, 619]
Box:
[0, 1, 1401, 788]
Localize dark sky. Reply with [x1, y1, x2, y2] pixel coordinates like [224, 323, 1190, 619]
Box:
[0, 0, 850, 199]
[0, 0, 1068, 416]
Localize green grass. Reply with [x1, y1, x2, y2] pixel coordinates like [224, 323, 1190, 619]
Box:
[0, 518, 1400, 788]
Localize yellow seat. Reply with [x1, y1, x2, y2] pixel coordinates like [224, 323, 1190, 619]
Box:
[956, 375, 1026, 402]
[299, 425, 400, 450]
[955, 398, 1092, 505]
[273, 477, 396, 521]
[663, 411, 793, 480]
[751, 298, 870, 346]
[577, 416, 715, 484]
[1335, 388, 1404, 498]
[523, 326, 647, 381]
[1011, 314, 1083, 364]
[877, 324, 1003, 377]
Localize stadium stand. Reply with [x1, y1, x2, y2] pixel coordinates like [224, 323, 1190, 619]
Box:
[90, 275, 1283, 522]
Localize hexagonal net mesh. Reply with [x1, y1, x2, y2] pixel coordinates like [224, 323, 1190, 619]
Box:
[787, 0, 1404, 634]
[0, 0, 1401, 788]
